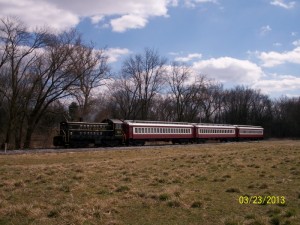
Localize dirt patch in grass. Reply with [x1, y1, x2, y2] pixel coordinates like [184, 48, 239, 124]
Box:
[0, 140, 300, 224]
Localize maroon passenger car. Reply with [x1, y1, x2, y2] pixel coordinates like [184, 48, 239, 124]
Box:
[235, 125, 264, 140]
[194, 124, 237, 142]
[123, 120, 194, 145]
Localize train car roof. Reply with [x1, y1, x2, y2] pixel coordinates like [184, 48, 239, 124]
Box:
[124, 120, 193, 127]
[102, 119, 124, 124]
[235, 125, 263, 129]
[61, 121, 108, 125]
[194, 124, 236, 129]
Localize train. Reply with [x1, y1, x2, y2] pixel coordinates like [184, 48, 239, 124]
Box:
[53, 119, 264, 148]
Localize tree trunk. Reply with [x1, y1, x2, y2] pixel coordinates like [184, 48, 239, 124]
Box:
[23, 124, 35, 149]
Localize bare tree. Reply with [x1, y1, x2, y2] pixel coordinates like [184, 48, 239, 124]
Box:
[68, 46, 110, 120]
[22, 29, 93, 148]
[166, 62, 191, 121]
[109, 78, 140, 119]
[0, 17, 46, 148]
[121, 48, 167, 120]
[200, 81, 224, 123]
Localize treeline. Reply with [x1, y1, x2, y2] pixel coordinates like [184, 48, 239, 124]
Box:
[0, 17, 299, 149]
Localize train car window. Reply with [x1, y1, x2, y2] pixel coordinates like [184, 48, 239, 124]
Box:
[141, 128, 144, 133]
[135, 128, 137, 133]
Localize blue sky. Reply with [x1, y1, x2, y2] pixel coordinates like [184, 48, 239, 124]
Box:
[1, 0, 299, 98]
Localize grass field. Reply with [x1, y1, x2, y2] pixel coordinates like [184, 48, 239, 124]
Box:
[0, 140, 300, 225]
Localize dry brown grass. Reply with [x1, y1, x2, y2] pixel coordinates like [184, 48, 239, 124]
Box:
[0, 140, 300, 225]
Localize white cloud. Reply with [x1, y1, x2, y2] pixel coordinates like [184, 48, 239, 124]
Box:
[0, 0, 79, 32]
[258, 47, 300, 67]
[192, 57, 264, 84]
[175, 53, 202, 62]
[90, 15, 104, 24]
[260, 25, 272, 36]
[292, 40, 300, 46]
[253, 74, 300, 94]
[185, 0, 218, 7]
[270, 0, 296, 9]
[105, 48, 131, 63]
[273, 42, 282, 47]
[0, 0, 176, 32]
[110, 14, 148, 32]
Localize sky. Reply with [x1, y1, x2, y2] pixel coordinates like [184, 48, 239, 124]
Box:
[0, 0, 300, 98]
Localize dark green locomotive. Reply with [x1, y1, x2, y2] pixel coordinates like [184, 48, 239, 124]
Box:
[53, 119, 124, 147]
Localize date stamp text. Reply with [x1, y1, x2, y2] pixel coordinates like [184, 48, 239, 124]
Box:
[238, 196, 286, 205]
